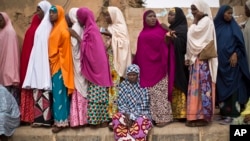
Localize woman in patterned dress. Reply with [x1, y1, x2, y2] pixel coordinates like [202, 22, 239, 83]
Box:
[76, 7, 113, 127]
[112, 64, 152, 141]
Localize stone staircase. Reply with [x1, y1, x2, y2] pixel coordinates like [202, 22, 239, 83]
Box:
[8, 120, 229, 141]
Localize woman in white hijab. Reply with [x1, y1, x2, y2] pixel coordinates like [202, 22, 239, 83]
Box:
[22, 0, 53, 127]
[102, 6, 132, 121]
[66, 7, 89, 127]
[185, 0, 218, 127]
[243, 0, 250, 71]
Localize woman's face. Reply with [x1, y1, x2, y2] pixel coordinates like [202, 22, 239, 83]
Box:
[49, 10, 58, 23]
[224, 8, 233, 22]
[191, 5, 199, 17]
[37, 6, 44, 19]
[245, 5, 250, 17]
[127, 72, 138, 84]
[104, 12, 112, 24]
[168, 10, 176, 25]
[0, 14, 6, 29]
[145, 12, 157, 27]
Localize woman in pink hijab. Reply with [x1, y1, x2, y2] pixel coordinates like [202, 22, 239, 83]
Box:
[133, 10, 175, 127]
[0, 12, 20, 103]
[77, 7, 113, 127]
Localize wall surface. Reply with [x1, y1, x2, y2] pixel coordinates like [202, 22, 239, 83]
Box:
[0, 0, 247, 54]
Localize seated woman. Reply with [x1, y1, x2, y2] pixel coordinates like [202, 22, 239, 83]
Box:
[112, 64, 152, 141]
[0, 85, 20, 141]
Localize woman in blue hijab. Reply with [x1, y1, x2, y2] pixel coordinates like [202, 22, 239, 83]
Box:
[214, 5, 250, 124]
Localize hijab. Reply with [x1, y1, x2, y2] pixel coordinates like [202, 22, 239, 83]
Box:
[20, 14, 41, 86]
[107, 6, 132, 77]
[68, 7, 88, 97]
[169, 7, 189, 94]
[22, 0, 52, 90]
[133, 10, 175, 101]
[186, 0, 218, 83]
[214, 5, 250, 103]
[0, 12, 20, 86]
[77, 7, 112, 87]
[48, 5, 74, 93]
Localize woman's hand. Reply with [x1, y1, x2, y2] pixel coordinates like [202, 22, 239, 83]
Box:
[68, 28, 82, 43]
[165, 30, 177, 38]
[229, 52, 237, 67]
[185, 60, 190, 66]
[124, 114, 134, 128]
[193, 11, 206, 24]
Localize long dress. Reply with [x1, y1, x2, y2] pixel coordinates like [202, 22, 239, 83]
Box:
[185, 0, 218, 123]
[22, 1, 53, 126]
[168, 7, 189, 120]
[48, 5, 74, 127]
[214, 5, 250, 119]
[20, 14, 41, 123]
[133, 10, 175, 125]
[68, 8, 88, 127]
[0, 12, 20, 104]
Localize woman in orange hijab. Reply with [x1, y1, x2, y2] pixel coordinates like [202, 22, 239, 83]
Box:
[48, 5, 74, 133]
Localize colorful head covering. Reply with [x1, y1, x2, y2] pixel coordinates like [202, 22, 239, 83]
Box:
[48, 5, 74, 93]
[50, 5, 57, 13]
[0, 12, 20, 86]
[77, 7, 112, 87]
[133, 10, 175, 101]
[107, 6, 132, 77]
[126, 64, 140, 74]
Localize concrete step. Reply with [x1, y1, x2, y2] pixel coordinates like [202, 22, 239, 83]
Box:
[8, 121, 229, 141]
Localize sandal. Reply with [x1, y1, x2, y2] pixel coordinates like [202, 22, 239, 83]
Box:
[219, 117, 232, 125]
[195, 120, 209, 127]
[185, 121, 196, 127]
[52, 126, 64, 133]
[100, 122, 109, 128]
[155, 122, 169, 127]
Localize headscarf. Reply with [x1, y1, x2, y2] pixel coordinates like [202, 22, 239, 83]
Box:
[0, 85, 20, 136]
[126, 64, 140, 75]
[169, 7, 189, 94]
[185, 0, 218, 83]
[133, 10, 175, 101]
[107, 6, 132, 77]
[22, 0, 52, 90]
[48, 5, 74, 94]
[0, 12, 20, 86]
[214, 5, 250, 104]
[68, 7, 88, 97]
[192, 0, 212, 19]
[20, 14, 41, 87]
[77, 7, 112, 87]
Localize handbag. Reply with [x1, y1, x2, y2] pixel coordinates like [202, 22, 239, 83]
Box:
[199, 40, 217, 60]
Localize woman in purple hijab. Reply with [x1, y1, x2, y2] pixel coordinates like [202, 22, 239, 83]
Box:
[77, 7, 113, 127]
[133, 10, 175, 127]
